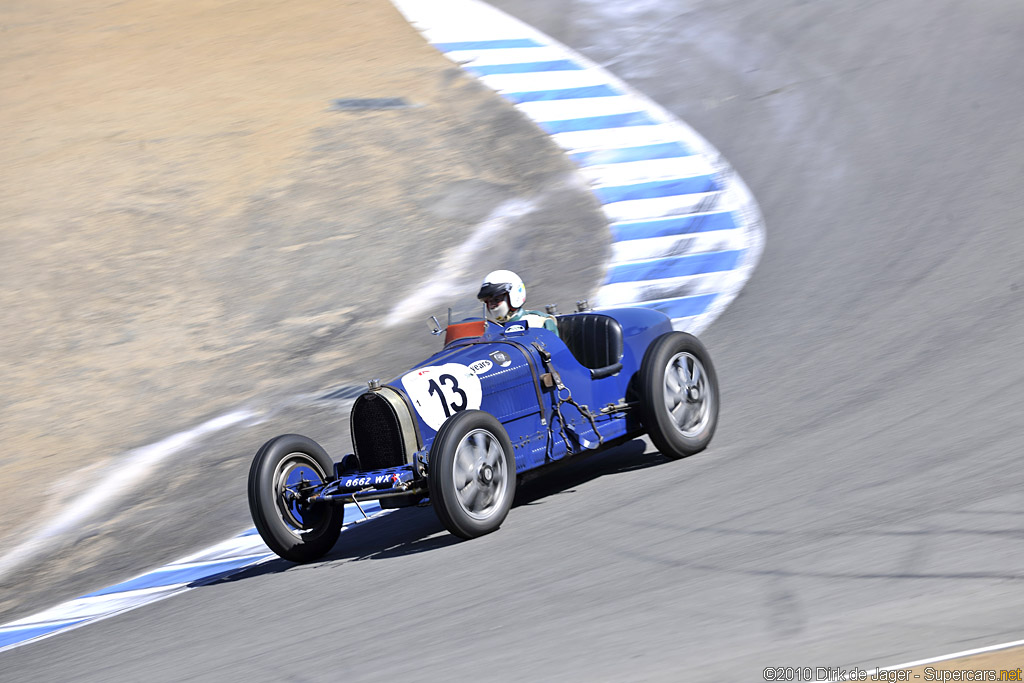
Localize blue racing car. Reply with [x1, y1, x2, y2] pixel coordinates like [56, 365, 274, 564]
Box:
[248, 305, 719, 562]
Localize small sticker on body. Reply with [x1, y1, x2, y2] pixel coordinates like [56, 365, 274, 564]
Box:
[489, 350, 512, 367]
[469, 359, 493, 375]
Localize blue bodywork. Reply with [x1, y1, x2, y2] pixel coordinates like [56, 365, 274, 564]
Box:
[396, 307, 670, 473]
[318, 307, 673, 502]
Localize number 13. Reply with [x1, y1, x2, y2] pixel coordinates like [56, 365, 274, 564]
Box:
[427, 374, 468, 418]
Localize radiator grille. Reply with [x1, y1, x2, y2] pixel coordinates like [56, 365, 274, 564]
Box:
[351, 392, 406, 470]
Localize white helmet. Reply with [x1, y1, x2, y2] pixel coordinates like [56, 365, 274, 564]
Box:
[477, 269, 526, 323]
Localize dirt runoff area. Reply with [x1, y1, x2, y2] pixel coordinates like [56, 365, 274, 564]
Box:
[0, 0, 604, 561]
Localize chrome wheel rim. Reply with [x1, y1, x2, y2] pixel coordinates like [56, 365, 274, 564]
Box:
[452, 429, 508, 521]
[273, 453, 328, 538]
[663, 352, 713, 438]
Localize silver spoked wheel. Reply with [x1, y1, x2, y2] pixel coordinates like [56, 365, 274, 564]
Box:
[452, 429, 509, 521]
[430, 410, 517, 539]
[663, 351, 713, 438]
[272, 453, 329, 539]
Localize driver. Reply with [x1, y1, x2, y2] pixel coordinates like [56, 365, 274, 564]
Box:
[477, 269, 559, 337]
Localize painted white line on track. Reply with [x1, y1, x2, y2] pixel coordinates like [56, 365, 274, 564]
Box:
[845, 639, 1024, 680]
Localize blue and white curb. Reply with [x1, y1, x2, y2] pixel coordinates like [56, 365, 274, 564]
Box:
[0, 0, 765, 654]
[393, 0, 765, 334]
[0, 502, 386, 653]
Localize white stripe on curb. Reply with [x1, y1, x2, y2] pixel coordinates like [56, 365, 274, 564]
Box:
[514, 96, 647, 121]
[579, 157, 716, 188]
[444, 45, 565, 65]
[610, 231, 750, 264]
[480, 70, 610, 93]
[551, 125, 684, 152]
[0, 503, 388, 653]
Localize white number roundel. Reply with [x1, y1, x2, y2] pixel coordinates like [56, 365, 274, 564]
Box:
[400, 363, 483, 431]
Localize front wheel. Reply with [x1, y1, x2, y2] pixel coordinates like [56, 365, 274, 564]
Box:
[248, 434, 344, 562]
[638, 332, 719, 459]
[429, 410, 516, 539]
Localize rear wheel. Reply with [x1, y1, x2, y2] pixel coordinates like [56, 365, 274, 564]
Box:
[429, 410, 516, 539]
[248, 434, 344, 562]
[638, 332, 719, 458]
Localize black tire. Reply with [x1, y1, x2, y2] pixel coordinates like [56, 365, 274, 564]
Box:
[429, 410, 516, 539]
[247, 434, 344, 563]
[638, 332, 719, 459]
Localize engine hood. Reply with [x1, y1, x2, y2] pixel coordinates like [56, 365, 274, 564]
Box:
[388, 327, 549, 443]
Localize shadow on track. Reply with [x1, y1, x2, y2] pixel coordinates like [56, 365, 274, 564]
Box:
[210, 438, 664, 585]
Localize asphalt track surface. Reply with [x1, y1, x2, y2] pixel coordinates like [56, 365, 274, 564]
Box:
[5, 0, 1024, 680]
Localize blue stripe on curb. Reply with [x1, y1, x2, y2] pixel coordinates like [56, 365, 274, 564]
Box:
[605, 250, 744, 284]
[646, 294, 719, 320]
[502, 84, 620, 103]
[609, 212, 739, 242]
[593, 176, 719, 204]
[83, 556, 268, 597]
[569, 142, 694, 166]
[538, 111, 657, 134]
[432, 38, 541, 50]
[0, 501, 389, 653]
[0, 620, 89, 649]
[465, 60, 582, 75]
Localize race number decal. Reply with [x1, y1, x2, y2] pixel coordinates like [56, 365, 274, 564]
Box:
[401, 363, 483, 430]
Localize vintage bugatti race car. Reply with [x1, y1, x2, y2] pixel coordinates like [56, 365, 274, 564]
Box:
[247, 304, 719, 562]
